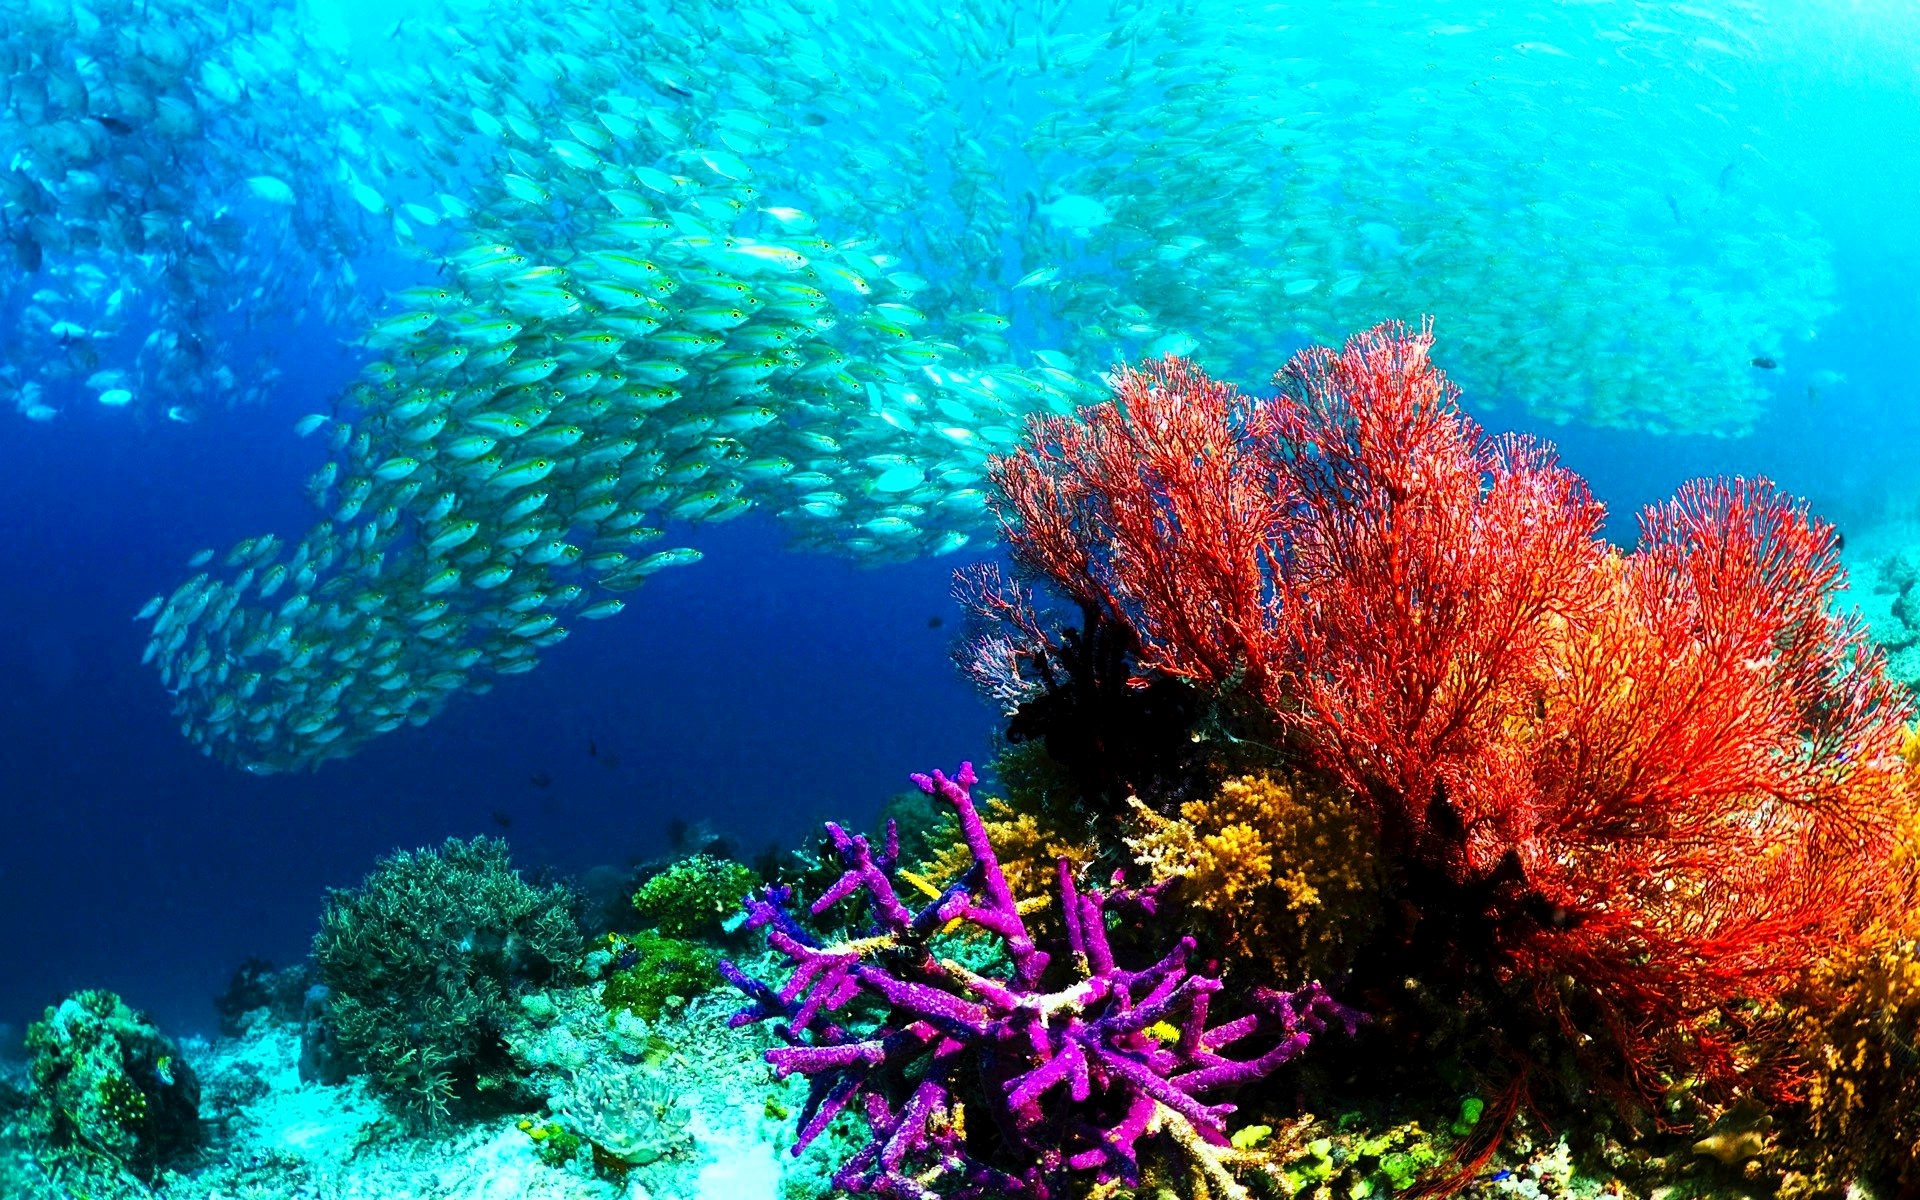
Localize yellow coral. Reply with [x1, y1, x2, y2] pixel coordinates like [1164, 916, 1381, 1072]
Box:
[1798, 933, 1920, 1189]
[1125, 773, 1382, 983]
[921, 796, 1098, 913]
[1794, 767, 1920, 1191]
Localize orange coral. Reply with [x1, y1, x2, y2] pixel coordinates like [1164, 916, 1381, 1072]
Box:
[1792, 741, 1920, 1188]
[1799, 932, 1920, 1190]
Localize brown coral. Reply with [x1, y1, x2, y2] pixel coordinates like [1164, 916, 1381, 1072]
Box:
[1125, 772, 1383, 984]
[1795, 934, 1920, 1191]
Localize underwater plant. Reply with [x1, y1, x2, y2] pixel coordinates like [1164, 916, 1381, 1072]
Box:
[312, 836, 581, 1124]
[22, 990, 199, 1182]
[978, 321, 1917, 1112]
[723, 762, 1362, 1199]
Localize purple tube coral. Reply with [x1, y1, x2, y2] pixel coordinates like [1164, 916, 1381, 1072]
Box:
[722, 763, 1364, 1199]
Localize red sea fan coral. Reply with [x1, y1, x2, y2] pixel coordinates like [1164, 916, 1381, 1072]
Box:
[987, 354, 1288, 697]
[1251, 324, 1611, 855]
[1505, 478, 1914, 1101]
[984, 320, 1915, 1107]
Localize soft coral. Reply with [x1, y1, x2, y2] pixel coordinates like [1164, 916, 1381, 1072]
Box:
[984, 319, 1915, 1109]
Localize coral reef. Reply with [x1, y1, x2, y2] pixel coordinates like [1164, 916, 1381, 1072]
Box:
[1125, 772, 1384, 984]
[596, 929, 724, 1022]
[724, 762, 1362, 1199]
[918, 790, 1099, 922]
[633, 854, 760, 940]
[1788, 762, 1920, 1194]
[508, 974, 802, 1195]
[312, 835, 582, 1124]
[21, 990, 200, 1183]
[546, 1064, 692, 1174]
[979, 324, 1917, 1115]
[1281, 1117, 1446, 1196]
[1852, 548, 1920, 693]
[516, 1117, 586, 1168]
[213, 957, 314, 1036]
[0, 958, 812, 1200]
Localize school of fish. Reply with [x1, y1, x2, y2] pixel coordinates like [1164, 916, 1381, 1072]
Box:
[0, 0, 386, 422]
[75, 0, 1836, 771]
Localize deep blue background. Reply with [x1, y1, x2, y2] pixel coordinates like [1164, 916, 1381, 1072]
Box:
[0, 363, 998, 1037]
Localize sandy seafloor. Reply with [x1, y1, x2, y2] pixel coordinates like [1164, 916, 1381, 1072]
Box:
[0, 981, 1654, 1200]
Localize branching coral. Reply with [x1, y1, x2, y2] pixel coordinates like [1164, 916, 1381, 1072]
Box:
[1792, 758, 1920, 1192]
[982, 321, 1917, 1111]
[1124, 773, 1383, 984]
[1797, 936, 1920, 1190]
[723, 762, 1362, 1199]
[312, 836, 581, 1124]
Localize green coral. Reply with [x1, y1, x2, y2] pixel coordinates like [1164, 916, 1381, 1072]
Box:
[22, 989, 199, 1182]
[598, 931, 721, 1021]
[630, 854, 757, 939]
[313, 836, 581, 1126]
[1282, 1118, 1447, 1197]
[1451, 1095, 1486, 1138]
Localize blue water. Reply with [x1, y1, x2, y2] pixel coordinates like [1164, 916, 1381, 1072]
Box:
[0, 396, 992, 1034]
[3, 0, 1919, 1049]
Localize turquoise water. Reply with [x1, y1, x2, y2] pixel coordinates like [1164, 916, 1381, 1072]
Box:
[2, 0, 1918, 1195]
